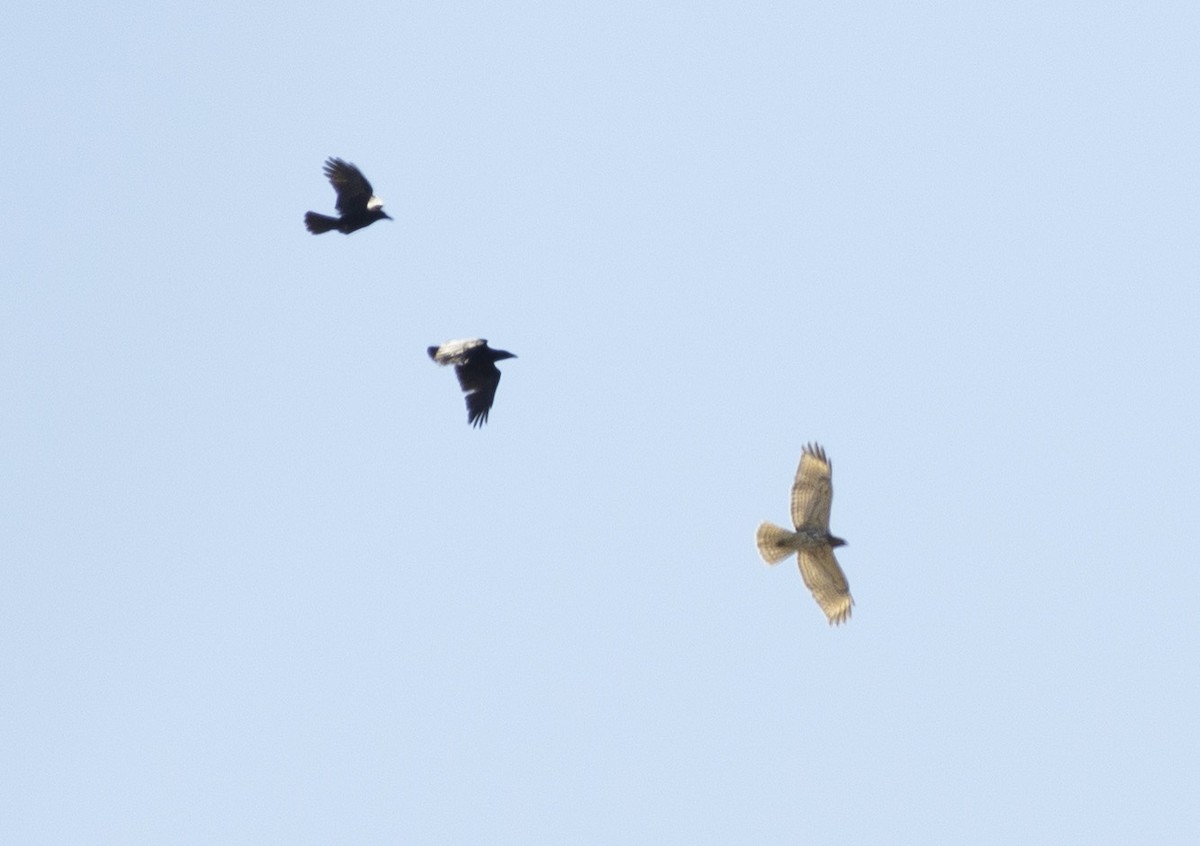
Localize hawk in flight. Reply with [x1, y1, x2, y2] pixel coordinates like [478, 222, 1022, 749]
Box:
[756, 443, 854, 625]
[428, 339, 517, 427]
[304, 157, 392, 234]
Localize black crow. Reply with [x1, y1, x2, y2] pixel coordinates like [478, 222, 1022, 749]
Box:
[428, 339, 517, 428]
[304, 157, 392, 234]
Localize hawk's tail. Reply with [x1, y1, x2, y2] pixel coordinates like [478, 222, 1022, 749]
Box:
[756, 522, 797, 565]
[304, 211, 339, 234]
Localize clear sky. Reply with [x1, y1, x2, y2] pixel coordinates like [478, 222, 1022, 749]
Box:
[3, 1, 1199, 843]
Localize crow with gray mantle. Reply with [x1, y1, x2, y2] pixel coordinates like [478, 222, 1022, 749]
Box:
[428, 339, 517, 427]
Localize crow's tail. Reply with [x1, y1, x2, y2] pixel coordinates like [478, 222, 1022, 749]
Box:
[304, 212, 339, 234]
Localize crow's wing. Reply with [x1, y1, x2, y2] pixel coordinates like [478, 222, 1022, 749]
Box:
[456, 361, 502, 427]
[323, 158, 375, 214]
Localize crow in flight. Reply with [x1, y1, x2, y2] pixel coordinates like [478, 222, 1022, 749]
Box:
[304, 157, 392, 234]
[428, 339, 517, 427]
[756, 443, 854, 625]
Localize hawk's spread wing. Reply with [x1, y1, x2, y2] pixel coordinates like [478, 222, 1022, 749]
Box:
[323, 158, 375, 214]
[798, 547, 853, 625]
[789, 442, 834, 532]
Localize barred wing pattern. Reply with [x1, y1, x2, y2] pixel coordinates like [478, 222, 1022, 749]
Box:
[790, 442, 833, 532]
[759, 442, 854, 626]
[798, 548, 853, 626]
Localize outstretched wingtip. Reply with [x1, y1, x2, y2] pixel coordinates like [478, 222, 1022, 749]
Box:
[825, 597, 854, 626]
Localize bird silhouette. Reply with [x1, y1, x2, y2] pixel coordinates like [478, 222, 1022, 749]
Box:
[756, 443, 854, 625]
[304, 157, 392, 234]
[428, 339, 517, 427]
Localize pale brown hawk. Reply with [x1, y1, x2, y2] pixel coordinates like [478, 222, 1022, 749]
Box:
[756, 443, 854, 625]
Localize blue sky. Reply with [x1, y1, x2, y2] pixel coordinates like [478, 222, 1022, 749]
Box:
[3, 1, 1199, 842]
